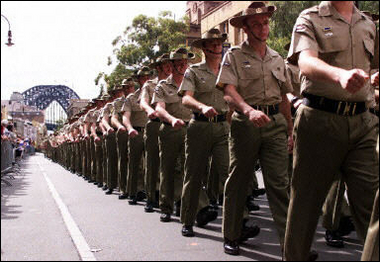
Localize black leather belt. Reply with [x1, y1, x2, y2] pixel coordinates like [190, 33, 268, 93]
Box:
[163, 121, 189, 127]
[193, 112, 227, 123]
[369, 108, 379, 117]
[236, 104, 279, 116]
[303, 93, 367, 116]
[150, 118, 161, 123]
[133, 126, 145, 132]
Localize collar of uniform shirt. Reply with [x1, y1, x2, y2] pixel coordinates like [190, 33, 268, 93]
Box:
[165, 74, 179, 88]
[319, 1, 365, 23]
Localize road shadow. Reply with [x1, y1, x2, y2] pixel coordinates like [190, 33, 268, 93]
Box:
[1, 157, 33, 220]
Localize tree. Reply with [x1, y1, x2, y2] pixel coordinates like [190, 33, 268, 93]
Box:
[358, 1, 379, 14]
[268, 1, 379, 57]
[95, 11, 189, 92]
[268, 1, 320, 57]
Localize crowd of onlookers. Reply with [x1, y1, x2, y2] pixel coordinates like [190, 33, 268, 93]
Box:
[1, 119, 35, 171]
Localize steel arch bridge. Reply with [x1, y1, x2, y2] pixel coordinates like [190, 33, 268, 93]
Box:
[22, 85, 80, 112]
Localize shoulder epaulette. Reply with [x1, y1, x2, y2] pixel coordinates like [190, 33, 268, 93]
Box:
[300, 5, 319, 16]
[158, 79, 167, 85]
[230, 46, 241, 52]
[190, 62, 201, 68]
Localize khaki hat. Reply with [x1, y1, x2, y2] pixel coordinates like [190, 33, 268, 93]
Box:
[191, 28, 227, 49]
[230, 2, 276, 28]
[149, 53, 171, 69]
[114, 84, 125, 91]
[93, 94, 104, 102]
[170, 47, 195, 61]
[136, 66, 152, 77]
[101, 92, 112, 100]
[121, 77, 135, 87]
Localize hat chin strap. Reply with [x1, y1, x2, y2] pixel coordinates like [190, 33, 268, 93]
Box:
[246, 25, 266, 43]
[205, 49, 223, 55]
[173, 64, 184, 76]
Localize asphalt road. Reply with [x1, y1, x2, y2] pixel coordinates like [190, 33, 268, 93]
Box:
[1, 153, 363, 261]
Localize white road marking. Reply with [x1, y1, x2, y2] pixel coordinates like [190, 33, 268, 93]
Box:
[38, 161, 96, 261]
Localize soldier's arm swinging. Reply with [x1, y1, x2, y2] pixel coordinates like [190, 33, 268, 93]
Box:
[182, 91, 218, 118]
[110, 114, 126, 132]
[122, 111, 138, 138]
[140, 94, 157, 119]
[224, 84, 271, 128]
[279, 94, 294, 153]
[299, 50, 369, 94]
[101, 114, 114, 135]
[155, 101, 185, 129]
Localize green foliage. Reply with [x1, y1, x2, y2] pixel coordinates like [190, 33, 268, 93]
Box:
[95, 11, 189, 91]
[268, 1, 379, 57]
[268, 1, 320, 57]
[359, 1, 379, 14]
[54, 118, 66, 131]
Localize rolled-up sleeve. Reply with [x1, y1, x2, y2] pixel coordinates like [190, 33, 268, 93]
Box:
[216, 51, 239, 90]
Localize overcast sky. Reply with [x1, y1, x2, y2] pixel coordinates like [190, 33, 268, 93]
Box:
[1, 1, 187, 101]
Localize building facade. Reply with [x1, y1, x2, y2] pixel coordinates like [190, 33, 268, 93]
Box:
[67, 99, 90, 119]
[186, 1, 267, 48]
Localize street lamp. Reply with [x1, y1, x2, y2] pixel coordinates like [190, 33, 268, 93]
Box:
[1, 14, 15, 47]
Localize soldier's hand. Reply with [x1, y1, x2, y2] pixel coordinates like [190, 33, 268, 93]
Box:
[128, 129, 139, 138]
[371, 72, 379, 87]
[293, 99, 303, 110]
[84, 134, 90, 140]
[172, 118, 186, 130]
[118, 126, 127, 133]
[107, 127, 115, 135]
[201, 106, 218, 118]
[148, 109, 158, 120]
[94, 136, 101, 144]
[288, 135, 294, 154]
[247, 109, 271, 128]
[339, 69, 369, 94]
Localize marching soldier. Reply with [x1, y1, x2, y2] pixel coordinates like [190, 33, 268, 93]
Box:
[284, 1, 379, 260]
[101, 88, 119, 195]
[97, 93, 113, 189]
[84, 101, 97, 183]
[179, 28, 228, 237]
[217, 2, 293, 255]
[152, 47, 194, 223]
[79, 108, 89, 180]
[122, 67, 151, 205]
[140, 54, 172, 212]
[110, 79, 135, 199]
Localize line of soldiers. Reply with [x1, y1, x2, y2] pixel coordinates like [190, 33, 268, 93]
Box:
[43, 1, 379, 261]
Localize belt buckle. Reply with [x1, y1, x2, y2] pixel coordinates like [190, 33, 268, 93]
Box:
[343, 102, 351, 116]
[352, 103, 357, 116]
[209, 116, 216, 123]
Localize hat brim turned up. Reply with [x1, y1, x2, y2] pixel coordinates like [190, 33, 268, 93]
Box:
[230, 5, 276, 28]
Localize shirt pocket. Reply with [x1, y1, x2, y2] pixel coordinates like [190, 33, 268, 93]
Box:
[195, 72, 214, 93]
[237, 66, 262, 98]
[316, 26, 348, 53]
[271, 66, 286, 86]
